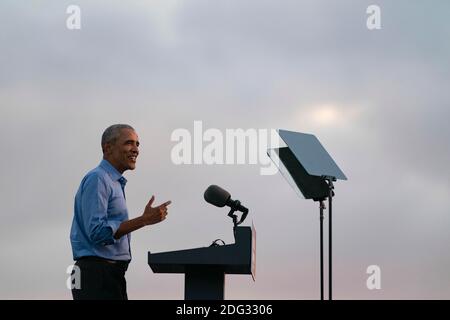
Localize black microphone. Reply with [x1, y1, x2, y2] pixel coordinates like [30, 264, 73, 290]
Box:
[204, 185, 249, 214]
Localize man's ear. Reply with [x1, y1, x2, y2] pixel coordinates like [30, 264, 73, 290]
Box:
[103, 143, 112, 156]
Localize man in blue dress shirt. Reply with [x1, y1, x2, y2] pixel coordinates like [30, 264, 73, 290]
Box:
[70, 124, 171, 300]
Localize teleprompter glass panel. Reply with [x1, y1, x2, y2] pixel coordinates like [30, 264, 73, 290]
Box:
[268, 147, 329, 200]
[278, 130, 347, 181]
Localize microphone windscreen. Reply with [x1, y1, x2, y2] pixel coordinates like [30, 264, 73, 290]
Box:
[204, 185, 230, 207]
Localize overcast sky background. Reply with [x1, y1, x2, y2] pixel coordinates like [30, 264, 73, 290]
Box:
[0, 0, 449, 299]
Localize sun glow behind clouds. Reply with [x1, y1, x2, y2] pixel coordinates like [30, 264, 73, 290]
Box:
[294, 103, 364, 132]
[311, 104, 340, 125]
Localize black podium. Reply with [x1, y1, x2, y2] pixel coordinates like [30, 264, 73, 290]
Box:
[148, 226, 256, 300]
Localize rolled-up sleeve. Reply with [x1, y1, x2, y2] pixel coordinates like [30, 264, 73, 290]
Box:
[81, 174, 119, 246]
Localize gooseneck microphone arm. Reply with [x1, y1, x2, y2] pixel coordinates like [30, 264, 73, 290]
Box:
[228, 207, 238, 228]
[227, 199, 249, 229]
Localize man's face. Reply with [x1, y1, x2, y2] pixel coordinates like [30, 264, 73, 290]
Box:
[104, 129, 140, 173]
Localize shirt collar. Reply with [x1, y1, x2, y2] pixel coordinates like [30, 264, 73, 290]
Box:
[99, 159, 127, 184]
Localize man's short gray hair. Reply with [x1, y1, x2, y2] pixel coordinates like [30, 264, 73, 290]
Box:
[101, 124, 135, 151]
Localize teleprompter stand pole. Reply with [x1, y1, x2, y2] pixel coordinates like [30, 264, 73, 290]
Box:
[319, 200, 325, 300]
[317, 176, 335, 301]
[323, 176, 335, 300]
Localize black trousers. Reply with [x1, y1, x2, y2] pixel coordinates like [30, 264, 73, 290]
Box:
[71, 257, 129, 300]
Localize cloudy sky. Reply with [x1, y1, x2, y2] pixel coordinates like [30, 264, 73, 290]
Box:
[0, 0, 449, 299]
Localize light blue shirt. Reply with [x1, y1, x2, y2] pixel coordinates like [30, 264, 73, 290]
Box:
[70, 159, 131, 261]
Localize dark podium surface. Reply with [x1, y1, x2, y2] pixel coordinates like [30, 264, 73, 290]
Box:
[148, 226, 255, 300]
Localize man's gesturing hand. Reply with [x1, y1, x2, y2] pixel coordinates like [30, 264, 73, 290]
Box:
[142, 195, 171, 226]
